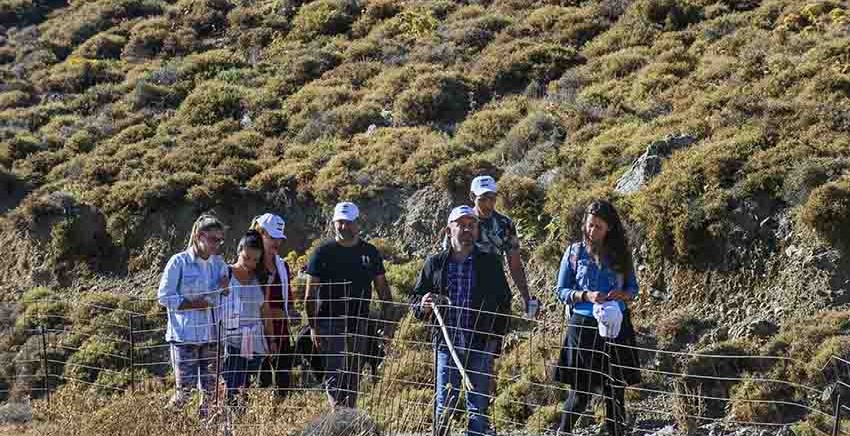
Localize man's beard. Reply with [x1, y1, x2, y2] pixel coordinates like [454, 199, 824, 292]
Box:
[336, 229, 356, 241]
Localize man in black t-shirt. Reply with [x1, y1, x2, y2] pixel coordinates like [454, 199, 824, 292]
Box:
[304, 201, 393, 408]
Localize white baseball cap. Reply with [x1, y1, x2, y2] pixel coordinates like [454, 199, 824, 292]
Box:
[254, 213, 286, 239]
[333, 202, 359, 222]
[470, 175, 497, 196]
[447, 205, 478, 224]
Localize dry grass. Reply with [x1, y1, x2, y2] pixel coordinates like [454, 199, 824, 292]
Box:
[671, 379, 704, 435]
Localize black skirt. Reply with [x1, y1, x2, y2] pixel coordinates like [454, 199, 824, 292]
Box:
[555, 310, 642, 392]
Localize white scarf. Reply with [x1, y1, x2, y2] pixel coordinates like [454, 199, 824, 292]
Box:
[267, 255, 290, 318]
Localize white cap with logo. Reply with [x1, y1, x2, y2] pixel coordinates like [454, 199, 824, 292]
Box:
[333, 202, 360, 222]
[447, 205, 479, 224]
[470, 175, 497, 196]
[255, 213, 286, 239]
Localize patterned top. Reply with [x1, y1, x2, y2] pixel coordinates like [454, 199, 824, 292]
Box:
[476, 210, 520, 256]
[441, 210, 520, 256]
[445, 254, 475, 349]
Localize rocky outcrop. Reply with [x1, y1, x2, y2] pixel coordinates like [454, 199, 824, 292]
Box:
[615, 134, 698, 194]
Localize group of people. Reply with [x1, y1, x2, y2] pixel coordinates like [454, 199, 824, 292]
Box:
[157, 175, 642, 436]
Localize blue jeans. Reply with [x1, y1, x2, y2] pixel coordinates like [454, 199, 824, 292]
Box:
[222, 346, 263, 403]
[435, 340, 498, 436]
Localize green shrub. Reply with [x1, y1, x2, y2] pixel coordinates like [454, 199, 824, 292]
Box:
[282, 83, 356, 134]
[631, 128, 764, 263]
[800, 175, 850, 248]
[40, 0, 164, 56]
[76, 33, 127, 60]
[296, 101, 383, 142]
[399, 138, 469, 186]
[435, 156, 501, 197]
[351, 0, 404, 37]
[497, 111, 562, 162]
[369, 8, 439, 42]
[385, 260, 424, 298]
[0, 91, 34, 110]
[175, 80, 245, 125]
[108, 123, 155, 146]
[34, 57, 124, 94]
[4, 133, 45, 161]
[15, 288, 68, 333]
[313, 127, 435, 202]
[392, 71, 475, 126]
[102, 171, 203, 214]
[362, 63, 441, 107]
[264, 44, 342, 98]
[686, 339, 759, 378]
[729, 375, 803, 424]
[495, 174, 546, 240]
[64, 336, 127, 386]
[65, 130, 97, 153]
[320, 61, 385, 89]
[474, 39, 581, 94]
[781, 157, 848, 205]
[131, 80, 184, 110]
[290, 0, 359, 40]
[454, 97, 529, 152]
[0, 0, 62, 27]
[584, 0, 702, 57]
[526, 404, 560, 434]
[808, 336, 850, 382]
[168, 0, 232, 36]
[185, 174, 240, 206]
[176, 49, 246, 83]
[522, 5, 610, 46]
[123, 18, 197, 59]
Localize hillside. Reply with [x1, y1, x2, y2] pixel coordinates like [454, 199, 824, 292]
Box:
[2, 0, 850, 433]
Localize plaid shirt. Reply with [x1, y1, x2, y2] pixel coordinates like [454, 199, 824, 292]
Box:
[445, 254, 475, 349]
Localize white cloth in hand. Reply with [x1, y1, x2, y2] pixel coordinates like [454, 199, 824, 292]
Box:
[593, 301, 623, 339]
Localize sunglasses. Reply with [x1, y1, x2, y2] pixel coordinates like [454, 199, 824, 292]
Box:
[201, 232, 225, 246]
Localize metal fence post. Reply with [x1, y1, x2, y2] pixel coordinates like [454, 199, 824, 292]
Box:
[606, 340, 621, 436]
[128, 313, 136, 394]
[833, 391, 843, 436]
[214, 318, 222, 407]
[39, 325, 49, 406]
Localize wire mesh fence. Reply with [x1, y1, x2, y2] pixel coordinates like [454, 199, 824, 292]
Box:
[0, 283, 847, 436]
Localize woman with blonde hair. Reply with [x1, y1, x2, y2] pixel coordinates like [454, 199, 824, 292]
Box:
[250, 213, 299, 396]
[157, 213, 229, 418]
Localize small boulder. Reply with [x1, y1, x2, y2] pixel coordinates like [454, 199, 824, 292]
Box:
[298, 407, 380, 436]
[746, 319, 778, 339]
[615, 134, 697, 194]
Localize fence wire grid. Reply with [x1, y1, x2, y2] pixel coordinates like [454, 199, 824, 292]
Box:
[1, 281, 849, 436]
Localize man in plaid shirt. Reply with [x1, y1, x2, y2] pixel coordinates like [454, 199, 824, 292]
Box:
[411, 206, 513, 436]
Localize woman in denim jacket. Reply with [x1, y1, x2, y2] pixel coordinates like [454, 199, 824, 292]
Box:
[157, 213, 229, 418]
[553, 200, 641, 436]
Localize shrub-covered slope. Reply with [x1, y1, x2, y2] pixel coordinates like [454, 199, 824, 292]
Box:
[1, 0, 850, 319]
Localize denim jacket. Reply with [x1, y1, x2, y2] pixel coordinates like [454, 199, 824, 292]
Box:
[555, 242, 639, 317]
[157, 248, 228, 343]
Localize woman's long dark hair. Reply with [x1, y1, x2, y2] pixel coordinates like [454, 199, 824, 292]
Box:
[583, 199, 633, 275]
[237, 230, 266, 280]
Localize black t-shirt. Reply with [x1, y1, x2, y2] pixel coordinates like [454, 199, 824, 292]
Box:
[306, 239, 385, 320]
